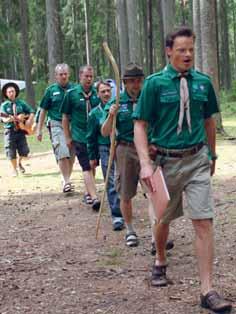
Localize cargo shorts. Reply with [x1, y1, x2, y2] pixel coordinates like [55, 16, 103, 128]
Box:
[49, 120, 71, 161]
[154, 145, 214, 224]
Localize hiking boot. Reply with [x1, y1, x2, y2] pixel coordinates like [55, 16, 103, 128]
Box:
[151, 265, 168, 287]
[200, 290, 232, 312]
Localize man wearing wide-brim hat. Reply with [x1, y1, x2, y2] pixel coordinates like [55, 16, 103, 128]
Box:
[100, 62, 145, 247]
[0, 82, 35, 176]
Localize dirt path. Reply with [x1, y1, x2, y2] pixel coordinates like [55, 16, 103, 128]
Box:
[0, 141, 235, 314]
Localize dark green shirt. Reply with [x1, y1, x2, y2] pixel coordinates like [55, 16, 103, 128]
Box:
[61, 84, 100, 143]
[40, 82, 74, 122]
[0, 99, 35, 129]
[103, 90, 139, 143]
[133, 64, 219, 149]
[87, 103, 110, 160]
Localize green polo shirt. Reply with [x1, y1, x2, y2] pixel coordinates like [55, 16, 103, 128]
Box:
[103, 90, 139, 143]
[61, 84, 100, 143]
[133, 64, 219, 149]
[40, 82, 74, 122]
[0, 99, 35, 129]
[87, 103, 110, 160]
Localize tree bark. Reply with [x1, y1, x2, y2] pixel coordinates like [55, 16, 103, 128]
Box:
[126, 0, 140, 64]
[192, 0, 202, 71]
[45, 0, 63, 83]
[19, 0, 35, 107]
[115, 0, 130, 73]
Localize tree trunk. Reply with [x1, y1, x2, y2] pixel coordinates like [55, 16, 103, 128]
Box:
[19, 0, 35, 107]
[219, 0, 231, 90]
[84, 0, 91, 65]
[126, 0, 141, 64]
[199, 0, 224, 133]
[146, 0, 153, 74]
[192, 0, 202, 71]
[45, 0, 63, 83]
[156, 0, 166, 69]
[115, 0, 130, 73]
[161, 0, 175, 63]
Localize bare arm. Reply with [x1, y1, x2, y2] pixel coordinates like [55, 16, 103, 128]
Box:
[36, 109, 46, 141]
[101, 104, 118, 137]
[134, 119, 155, 191]
[62, 113, 72, 149]
[204, 116, 216, 176]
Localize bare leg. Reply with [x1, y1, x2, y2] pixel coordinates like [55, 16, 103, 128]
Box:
[120, 199, 132, 225]
[83, 170, 97, 199]
[10, 158, 18, 176]
[58, 158, 72, 185]
[155, 222, 169, 265]
[192, 219, 214, 295]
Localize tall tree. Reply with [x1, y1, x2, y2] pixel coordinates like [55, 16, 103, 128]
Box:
[199, 0, 223, 132]
[19, 0, 35, 107]
[126, 0, 141, 64]
[192, 0, 202, 71]
[156, 0, 166, 70]
[161, 0, 175, 63]
[45, 0, 63, 82]
[219, 0, 231, 90]
[115, 0, 129, 73]
[146, 0, 153, 74]
[84, 0, 91, 65]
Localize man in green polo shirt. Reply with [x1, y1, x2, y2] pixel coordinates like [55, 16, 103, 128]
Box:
[37, 63, 75, 193]
[1, 82, 35, 176]
[87, 80, 124, 231]
[133, 27, 231, 312]
[101, 63, 145, 247]
[61, 65, 101, 211]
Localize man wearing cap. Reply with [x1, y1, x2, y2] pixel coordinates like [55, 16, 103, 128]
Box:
[133, 27, 231, 312]
[0, 82, 35, 176]
[37, 63, 75, 193]
[101, 62, 145, 247]
[61, 65, 101, 211]
[87, 80, 124, 231]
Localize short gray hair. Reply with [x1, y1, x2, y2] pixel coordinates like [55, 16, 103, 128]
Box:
[55, 63, 70, 74]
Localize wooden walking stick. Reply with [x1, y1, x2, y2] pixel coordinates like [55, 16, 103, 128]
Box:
[95, 42, 120, 239]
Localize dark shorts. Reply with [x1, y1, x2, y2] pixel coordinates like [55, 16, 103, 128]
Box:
[4, 128, 29, 160]
[73, 141, 91, 172]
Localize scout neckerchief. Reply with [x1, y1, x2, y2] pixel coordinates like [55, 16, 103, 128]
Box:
[82, 90, 92, 119]
[177, 72, 191, 135]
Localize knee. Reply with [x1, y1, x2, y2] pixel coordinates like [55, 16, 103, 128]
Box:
[192, 219, 213, 238]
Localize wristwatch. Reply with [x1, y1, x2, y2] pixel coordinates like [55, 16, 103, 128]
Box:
[211, 154, 218, 161]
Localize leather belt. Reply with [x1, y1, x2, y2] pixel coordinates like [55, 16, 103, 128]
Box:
[117, 140, 135, 147]
[156, 142, 204, 158]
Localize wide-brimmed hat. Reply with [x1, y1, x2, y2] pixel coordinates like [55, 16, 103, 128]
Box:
[2, 82, 20, 99]
[122, 62, 144, 80]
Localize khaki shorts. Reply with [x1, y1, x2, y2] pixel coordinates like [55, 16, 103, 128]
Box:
[115, 144, 140, 200]
[154, 145, 214, 224]
[49, 120, 71, 161]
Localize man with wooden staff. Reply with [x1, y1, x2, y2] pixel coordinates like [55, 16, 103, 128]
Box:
[1, 82, 35, 176]
[87, 80, 124, 231]
[133, 27, 231, 312]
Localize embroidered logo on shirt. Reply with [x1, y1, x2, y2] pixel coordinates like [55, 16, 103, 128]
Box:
[53, 92, 60, 96]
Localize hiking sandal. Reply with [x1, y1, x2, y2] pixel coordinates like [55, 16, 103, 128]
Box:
[83, 193, 93, 204]
[91, 198, 101, 211]
[200, 290, 232, 312]
[63, 182, 73, 193]
[125, 232, 139, 247]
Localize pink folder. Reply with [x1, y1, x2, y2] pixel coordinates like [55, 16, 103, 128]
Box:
[149, 166, 170, 221]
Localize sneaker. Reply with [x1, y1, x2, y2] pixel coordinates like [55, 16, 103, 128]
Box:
[151, 265, 168, 287]
[200, 290, 232, 312]
[112, 219, 124, 231]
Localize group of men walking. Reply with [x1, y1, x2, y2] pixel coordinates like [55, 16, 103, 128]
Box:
[0, 26, 232, 312]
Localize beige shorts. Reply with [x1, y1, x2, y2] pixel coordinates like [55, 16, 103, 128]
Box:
[49, 120, 71, 161]
[115, 144, 140, 200]
[154, 145, 214, 224]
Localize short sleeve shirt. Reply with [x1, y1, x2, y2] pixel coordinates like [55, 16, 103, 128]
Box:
[103, 90, 139, 143]
[133, 64, 219, 149]
[0, 99, 35, 129]
[60, 84, 100, 143]
[40, 82, 74, 122]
